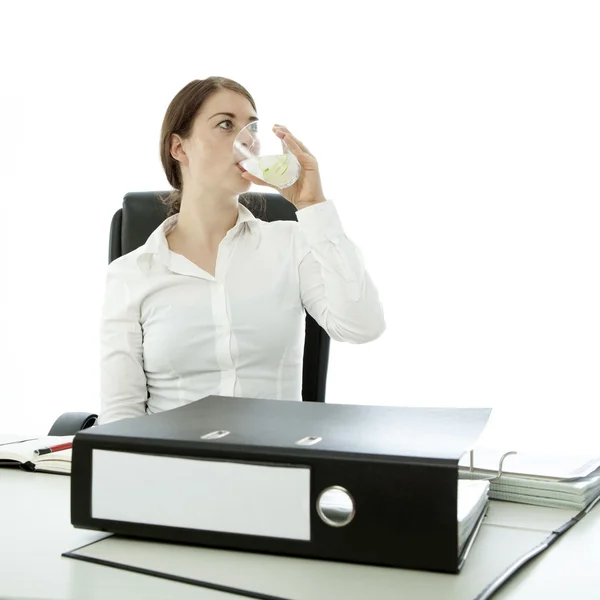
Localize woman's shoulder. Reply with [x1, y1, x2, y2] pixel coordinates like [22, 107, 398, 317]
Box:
[107, 247, 146, 273]
[102, 249, 149, 308]
[107, 253, 134, 270]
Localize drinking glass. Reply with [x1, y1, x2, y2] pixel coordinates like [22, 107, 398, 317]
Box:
[233, 121, 301, 189]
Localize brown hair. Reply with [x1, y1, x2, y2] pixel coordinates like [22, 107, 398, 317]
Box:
[159, 76, 265, 218]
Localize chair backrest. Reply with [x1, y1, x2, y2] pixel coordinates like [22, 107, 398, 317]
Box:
[109, 191, 330, 403]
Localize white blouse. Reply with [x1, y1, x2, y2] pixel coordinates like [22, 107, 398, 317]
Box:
[98, 199, 386, 424]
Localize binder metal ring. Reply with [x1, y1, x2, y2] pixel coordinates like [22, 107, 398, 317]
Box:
[468, 449, 518, 481]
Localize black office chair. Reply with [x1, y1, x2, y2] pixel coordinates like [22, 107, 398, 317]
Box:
[48, 191, 331, 435]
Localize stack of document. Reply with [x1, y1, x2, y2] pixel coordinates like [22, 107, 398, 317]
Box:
[459, 448, 600, 510]
[457, 479, 490, 552]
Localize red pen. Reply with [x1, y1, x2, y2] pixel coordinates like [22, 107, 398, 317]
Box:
[34, 442, 73, 456]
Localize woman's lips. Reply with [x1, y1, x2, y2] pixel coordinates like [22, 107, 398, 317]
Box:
[237, 164, 247, 173]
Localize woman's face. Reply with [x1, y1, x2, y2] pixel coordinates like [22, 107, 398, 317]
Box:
[171, 89, 258, 196]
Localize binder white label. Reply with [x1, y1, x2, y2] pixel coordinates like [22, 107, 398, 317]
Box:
[91, 450, 311, 540]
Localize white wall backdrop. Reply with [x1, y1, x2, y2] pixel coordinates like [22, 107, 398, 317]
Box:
[0, 1, 598, 455]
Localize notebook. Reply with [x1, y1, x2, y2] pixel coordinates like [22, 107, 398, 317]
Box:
[0, 436, 73, 474]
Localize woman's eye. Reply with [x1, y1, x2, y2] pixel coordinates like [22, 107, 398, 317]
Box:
[218, 120, 233, 130]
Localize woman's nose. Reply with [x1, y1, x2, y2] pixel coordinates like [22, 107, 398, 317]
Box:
[237, 128, 254, 147]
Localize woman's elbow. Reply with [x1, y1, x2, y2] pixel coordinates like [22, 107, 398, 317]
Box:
[354, 317, 386, 344]
[98, 395, 147, 425]
[329, 312, 387, 344]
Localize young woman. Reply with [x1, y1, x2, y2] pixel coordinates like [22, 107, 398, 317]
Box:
[99, 76, 385, 424]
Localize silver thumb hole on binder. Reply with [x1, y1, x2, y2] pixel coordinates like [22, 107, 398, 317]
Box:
[316, 486, 356, 527]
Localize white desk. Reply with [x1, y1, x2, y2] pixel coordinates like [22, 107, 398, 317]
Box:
[0, 469, 235, 600]
[493, 501, 600, 599]
[1, 445, 599, 600]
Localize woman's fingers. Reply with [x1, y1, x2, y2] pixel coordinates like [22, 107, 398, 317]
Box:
[281, 134, 305, 157]
[274, 125, 313, 157]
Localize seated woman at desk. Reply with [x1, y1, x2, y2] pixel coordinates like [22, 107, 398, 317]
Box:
[99, 76, 385, 425]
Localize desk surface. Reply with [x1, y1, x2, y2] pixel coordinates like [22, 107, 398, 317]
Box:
[1, 439, 599, 600]
[494, 501, 600, 599]
[0, 469, 235, 600]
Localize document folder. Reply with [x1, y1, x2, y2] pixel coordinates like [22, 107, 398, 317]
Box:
[70, 395, 491, 573]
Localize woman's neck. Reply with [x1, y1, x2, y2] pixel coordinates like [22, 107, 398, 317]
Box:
[173, 188, 239, 249]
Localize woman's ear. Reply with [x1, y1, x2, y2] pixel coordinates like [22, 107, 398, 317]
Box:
[169, 133, 188, 165]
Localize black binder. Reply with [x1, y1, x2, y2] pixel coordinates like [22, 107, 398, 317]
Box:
[70, 396, 491, 573]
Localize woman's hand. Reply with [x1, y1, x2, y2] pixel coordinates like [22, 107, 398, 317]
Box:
[241, 125, 327, 211]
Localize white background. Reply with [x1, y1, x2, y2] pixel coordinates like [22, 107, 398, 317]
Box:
[0, 1, 598, 454]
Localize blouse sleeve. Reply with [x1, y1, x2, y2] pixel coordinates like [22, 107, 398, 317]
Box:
[98, 265, 148, 424]
[294, 200, 386, 343]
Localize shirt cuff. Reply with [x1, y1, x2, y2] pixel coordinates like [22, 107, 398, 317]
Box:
[295, 200, 345, 246]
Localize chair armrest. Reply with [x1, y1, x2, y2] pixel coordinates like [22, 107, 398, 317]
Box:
[48, 412, 98, 436]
